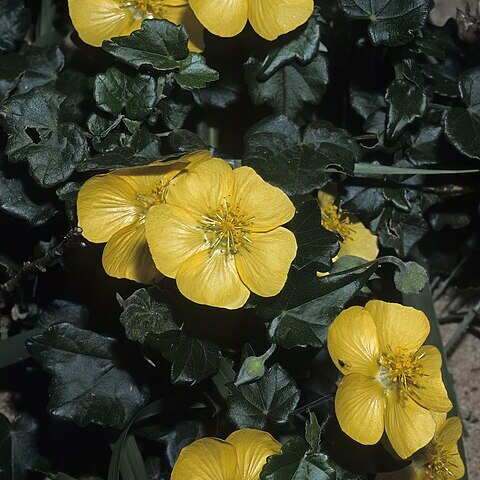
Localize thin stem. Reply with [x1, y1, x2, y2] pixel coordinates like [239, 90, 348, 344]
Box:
[291, 393, 334, 415]
[429, 103, 451, 111]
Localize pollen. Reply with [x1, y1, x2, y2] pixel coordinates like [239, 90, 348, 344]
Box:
[136, 180, 169, 221]
[123, 0, 164, 19]
[424, 445, 458, 479]
[200, 197, 253, 255]
[321, 204, 354, 240]
[378, 348, 424, 393]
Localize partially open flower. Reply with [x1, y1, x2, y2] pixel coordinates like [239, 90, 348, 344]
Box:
[318, 190, 379, 263]
[145, 157, 297, 309]
[68, 0, 204, 51]
[377, 413, 465, 479]
[189, 0, 314, 41]
[171, 429, 281, 480]
[77, 151, 211, 284]
[328, 300, 452, 459]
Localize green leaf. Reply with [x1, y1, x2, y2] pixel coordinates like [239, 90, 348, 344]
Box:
[26, 323, 150, 429]
[444, 67, 480, 159]
[385, 80, 427, 140]
[0, 414, 49, 480]
[147, 330, 221, 386]
[243, 115, 353, 195]
[350, 86, 386, 121]
[305, 412, 322, 453]
[261, 437, 334, 480]
[168, 129, 208, 153]
[406, 126, 442, 165]
[94, 68, 157, 120]
[192, 77, 240, 108]
[289, 199, 339, 270]
[38, 299, 89, 328]
[120, 288, 177, 343]
[339, 0, 429, 47]
[0, 46, 64, 101]
[259, 263, 377, 349]
[227, 364, 300, 429]
[0, 85, 87, 187]
[0, 0, 30, 53]
[175, 54, 220, 89]
[103, 19, 218, 89]
[258, 17, 323, 79]
[245, 54, 328, 119]
[0, 169, 56, 226]
[119, 436, 149, 480]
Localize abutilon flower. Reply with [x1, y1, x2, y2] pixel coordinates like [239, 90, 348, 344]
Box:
[327, 300, 452, 459]
[377, 413, 465, 480]
[76, 151, 211, 284]
[68, 0, 204, 51]
[189, 0, 314, 41]
[145, 157, 297, 309]
[318, 190, 379, 263]
[171, 429, 281, 480]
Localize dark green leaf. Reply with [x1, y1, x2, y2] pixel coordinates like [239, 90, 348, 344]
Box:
[120, 288, 177, 343]
[192, 77, 240, 108]
[0, 170, 56, 226]
[444, 68, 480, 159]
[147, 330, 221, 386]
[0, 46, 64, 101]
[162, 421, 204, 467]
[385, 80, 427, 140]
[119, 435, 148, 480]
[289, 200, 339, 270]
[38, 299, 89, 328]
[0, 85, 87, 187]
[168, 129, 208, 153]
[258, 17, 323, 79]
[0, 0, 29, 53]
[305, 412, 322, 453]
[260, 263, 377, 348]
[0, 414, 49, 480]
[403, 58, 424, 89]
[26, 323, 150, 429]
[94, 68, 157, 120]
[244, 116, 353, 195]
[406, 126, 442, 165]
[350, 86, 386, 121]
[421, 59, 460, 98]
[175, 54, 219, 89]
[245, 54, 328, 119]
[339, 0, 429, 46]
[227, 364, 300, 429]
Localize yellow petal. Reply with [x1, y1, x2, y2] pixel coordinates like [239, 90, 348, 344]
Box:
[77, 173, 140, 243]
[160, 1, 205, 52]
[145, 203, 207, 278]
[410, 346, 452, 413]
[176, 250, 250, 309]
[327, 306, 380, 376]
[335, 373, 386, 446]
[189, 0, 249, 37]
[171, 437, 237, 480]
[166, 158, 235, 219]
[317, 189, 335, 209]
[439, 448, 465, 479]
[232, 167, 295, 232]
[431, 411, 448, 434]
[68, 0, 140, 47]
[436, 416, 463, 448]
[248, 0, 314, 40]
[376, 465, 417, 480]
[102, 222, 161, 284]
[235, 228, 297, 298]
[385, 390, 435, 459]
[338, 220, 379, 262]
[365, 301, 430, 354]
[226, 429, 281, 480]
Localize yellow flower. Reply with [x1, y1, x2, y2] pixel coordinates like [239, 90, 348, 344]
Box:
[77, 151, 211, 284]
[327, 300, 452, 459]
[377, 413, 465, 480]
[68, 0, 204, 51]
[189, 0, 314, 40]
[145, 157, 297, 309]
[318, 190, 379, 263]
[171, 429, 281, 480]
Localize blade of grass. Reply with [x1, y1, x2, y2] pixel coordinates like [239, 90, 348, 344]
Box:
[119, 436, 148, 480]
[353, 164, 480, 176]
[0, 328, 43, 369]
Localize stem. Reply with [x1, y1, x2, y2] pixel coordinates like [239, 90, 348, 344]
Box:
[446, 301, 480, 356]
[429, 103, 451, 111]
[291, 394, 334, 415]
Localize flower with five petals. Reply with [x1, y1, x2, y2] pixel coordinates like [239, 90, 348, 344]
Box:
[68, 0, 204, 51]
[327, 300, 452, 459]
[189, 0, 314, 40]
[145, 157, 297, 309]
[171, 429, 281, 480]
[77, 151, 211, 284]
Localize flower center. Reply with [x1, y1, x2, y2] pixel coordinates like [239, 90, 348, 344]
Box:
[321, 204, 354, 240]
[378, 348, 424, 393]
[136, 180, 169, 222]
[123, 0, 164, 19]
[200, 198, 252, 255]
[424, 444, 457, 479]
